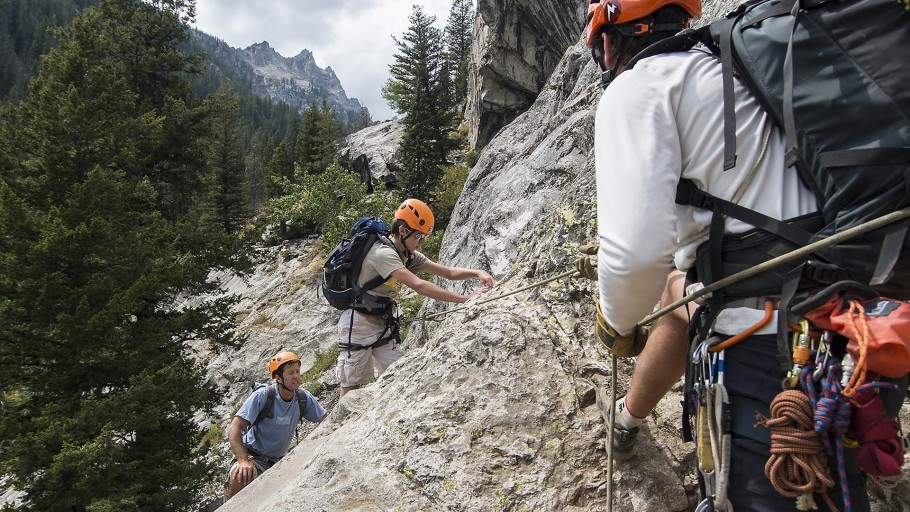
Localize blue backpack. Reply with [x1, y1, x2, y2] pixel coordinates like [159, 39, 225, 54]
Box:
[320, 217, 396, 314]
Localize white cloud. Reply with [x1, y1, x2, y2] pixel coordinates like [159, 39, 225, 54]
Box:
[193, 0, 457, 121]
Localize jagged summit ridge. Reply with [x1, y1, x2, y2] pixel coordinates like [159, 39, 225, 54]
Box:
[240, 41, 365, 125]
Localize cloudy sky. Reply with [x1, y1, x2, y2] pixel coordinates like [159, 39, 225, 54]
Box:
[192, 0, 461, 121]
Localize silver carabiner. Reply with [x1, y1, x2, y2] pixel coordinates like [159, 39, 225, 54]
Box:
[812, 331, 832, 382]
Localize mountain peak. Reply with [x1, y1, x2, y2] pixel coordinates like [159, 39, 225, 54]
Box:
[233, 40, 365, 125]
[292, 49, 314, 61]
[245, 41, 278, 55]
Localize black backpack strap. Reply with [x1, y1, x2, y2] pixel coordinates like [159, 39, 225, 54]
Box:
[741, 0, 797, 29]
[781, 0, 802, 169]
[715, 17, 738, 171]
[626, 26, 711, 71]
[676, 179, 815, 247]
[294, 389, 309, 422]
[359, 275, 387, 294]
[625, 23, 740, 170]
[355, 235, 396, 296]
[252, 384, 276, 427]
[871, 221, 910, 287]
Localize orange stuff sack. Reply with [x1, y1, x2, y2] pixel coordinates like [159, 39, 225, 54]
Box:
[799, 282, 910, 378]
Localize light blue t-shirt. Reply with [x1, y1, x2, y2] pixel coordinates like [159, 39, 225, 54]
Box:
[235, 384, 326, 460]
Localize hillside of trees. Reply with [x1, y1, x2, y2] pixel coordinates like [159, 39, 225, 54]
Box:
[0, 0, 475, 509]
[0, 0, 97, 101]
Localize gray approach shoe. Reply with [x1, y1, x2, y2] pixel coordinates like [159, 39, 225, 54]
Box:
[610, 424, 640, 461]
[593, 378, 640, 460]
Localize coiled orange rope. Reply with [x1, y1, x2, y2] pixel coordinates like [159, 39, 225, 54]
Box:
[841, 300, 869, 399]
[760, 389, 839, 511]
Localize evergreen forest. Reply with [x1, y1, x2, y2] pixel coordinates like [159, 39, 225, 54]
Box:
[0, 0, 475, 510]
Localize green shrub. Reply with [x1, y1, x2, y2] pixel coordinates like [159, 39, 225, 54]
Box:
[464, 150, 479, 168]
[267, 162, 402, 249]
[433, 164, 470, 229]
[301, 345, 339, 395]
[199, 423, 224, 449]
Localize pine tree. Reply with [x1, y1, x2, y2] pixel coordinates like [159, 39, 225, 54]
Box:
[265, 139, 294, 199]
[352, 106, 373, 131]
[0, 1, 248, 510]
[203, 84, 252, 233]
[296, 101, 338, 175]
[444, 0, 474, 106]
[382, 5, 457, 199]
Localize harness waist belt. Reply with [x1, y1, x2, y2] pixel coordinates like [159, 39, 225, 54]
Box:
[244, 445, 281, 463]
[721, 296, 779, 310]
[339, 337, 392, 352]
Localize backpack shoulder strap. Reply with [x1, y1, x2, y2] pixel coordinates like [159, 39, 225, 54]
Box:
[359, 235, 397, 294]
[294, 388, 309, 423]
[625, 26, 712, 71]
[676, 178, 814, 247]
[252, 384, 276, 427]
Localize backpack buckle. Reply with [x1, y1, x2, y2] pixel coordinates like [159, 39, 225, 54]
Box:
[675, 179, 714, 209]
[803, 260, 844, 284]
[784, 146, 800, 168]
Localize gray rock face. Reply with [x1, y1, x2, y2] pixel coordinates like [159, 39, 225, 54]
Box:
[338, 119, 405, 189]
[210, 1, 910, 510]
[463, 0, 582, 151]
[241, 42, 366, 125]
[217, 40, 701, 512]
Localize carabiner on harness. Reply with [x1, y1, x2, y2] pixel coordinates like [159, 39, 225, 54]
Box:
[812, 331, 832, 383]
[785, 320, 813, 389]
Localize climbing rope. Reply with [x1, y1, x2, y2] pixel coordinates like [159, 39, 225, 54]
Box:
[810, 363, 853, 512]
[760, 389, 838, 512]
[403, 205, 910, 331]
[606, 353, 617, 512]
[404, 269, 578, 325]
[841, 300, 870, 398]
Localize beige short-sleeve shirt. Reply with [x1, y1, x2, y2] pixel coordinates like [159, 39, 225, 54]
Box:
[357, 240, 429, 299]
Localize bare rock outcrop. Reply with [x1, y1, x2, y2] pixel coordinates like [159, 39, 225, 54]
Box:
[217, 39, 699, 512]
[339, 119, 405, 190]
[464, 0, 581, 151]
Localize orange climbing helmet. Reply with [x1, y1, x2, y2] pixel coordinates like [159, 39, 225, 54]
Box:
[268, 350, 301, 378]
[394, 198, 434, 235]
[584, 0, 701, 48]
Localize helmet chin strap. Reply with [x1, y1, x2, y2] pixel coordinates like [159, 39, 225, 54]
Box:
[601, 66, 618, 89]
[397, 230, 415, 261]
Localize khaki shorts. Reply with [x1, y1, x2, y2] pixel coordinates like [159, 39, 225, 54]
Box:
[225, 451, 276, 492]
[336, 310, 403, 387]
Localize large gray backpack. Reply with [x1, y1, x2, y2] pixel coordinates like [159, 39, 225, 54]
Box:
[629, 0, 910, 308]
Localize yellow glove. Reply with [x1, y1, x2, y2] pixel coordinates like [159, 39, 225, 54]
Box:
[574, 242, 599, 280]
[595, 300, 648, 357]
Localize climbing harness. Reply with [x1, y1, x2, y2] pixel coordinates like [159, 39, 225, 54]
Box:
[639, 207, 910, 327]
